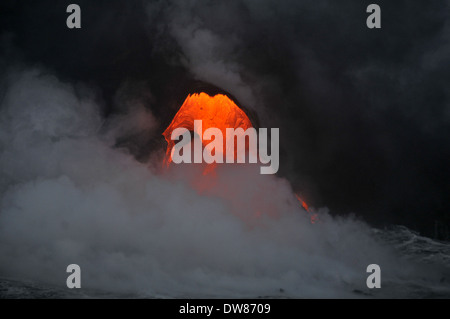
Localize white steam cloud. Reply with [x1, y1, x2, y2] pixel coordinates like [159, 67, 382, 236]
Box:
[0, 68, 445, 298]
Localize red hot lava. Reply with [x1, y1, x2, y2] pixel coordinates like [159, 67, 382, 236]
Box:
[162, 91, 316, 224]
[163, 92, 253, 167]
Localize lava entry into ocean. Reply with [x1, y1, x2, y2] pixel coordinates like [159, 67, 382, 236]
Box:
[161, 91, 314, 222]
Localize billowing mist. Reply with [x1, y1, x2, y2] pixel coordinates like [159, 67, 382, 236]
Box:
[0, 0, 449, 298]
[0, 68, 447, 297]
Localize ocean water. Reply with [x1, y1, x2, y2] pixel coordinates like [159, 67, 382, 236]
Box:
[1, 225, 449, 299]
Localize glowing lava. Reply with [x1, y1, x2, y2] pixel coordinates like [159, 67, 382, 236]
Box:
[162, 92, 317, 225]
[295, 193, 318, 224]
[295, 194, 309, 212]
[163, 92, 253, 166]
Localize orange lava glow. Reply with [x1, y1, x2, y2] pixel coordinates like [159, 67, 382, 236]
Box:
[295, 193, 318, 224]
[163, 92, 253, 167]
[163, 92, 317, 226]
[295, 194, 309, 211]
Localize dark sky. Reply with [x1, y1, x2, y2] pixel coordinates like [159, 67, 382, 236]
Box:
[1, 0, 449, 237]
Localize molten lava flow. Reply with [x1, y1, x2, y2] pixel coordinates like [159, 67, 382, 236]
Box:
[295, 194, 309, 211]
[162, 92, 317, 226]
[295, 193, 318, 224]
[163, 92, 253, 167]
